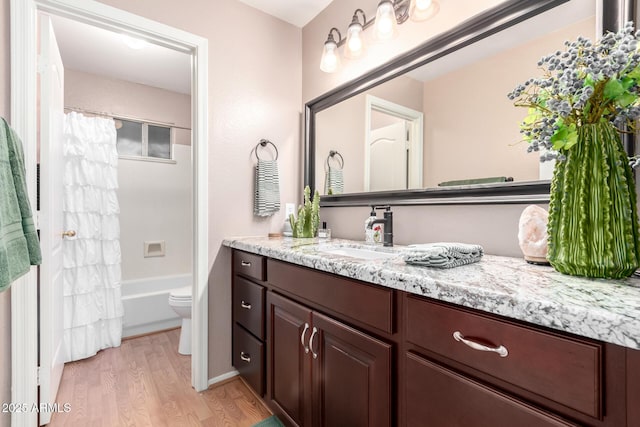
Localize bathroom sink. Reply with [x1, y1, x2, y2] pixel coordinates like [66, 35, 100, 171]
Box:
[317, 246, 399, 260]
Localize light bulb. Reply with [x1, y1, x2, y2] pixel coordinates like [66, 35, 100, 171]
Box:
[415, 0, 432, 10]
[375, 1, 398, 41]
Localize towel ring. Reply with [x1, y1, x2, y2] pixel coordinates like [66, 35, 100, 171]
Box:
[255, 139, 279, 161]
[326, 150, 344, 170]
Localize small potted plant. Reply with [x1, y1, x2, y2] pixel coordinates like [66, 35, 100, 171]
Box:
[289, 186, 320, 238]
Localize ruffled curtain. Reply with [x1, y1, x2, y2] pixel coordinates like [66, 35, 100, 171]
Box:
[62, 112, 123, 362]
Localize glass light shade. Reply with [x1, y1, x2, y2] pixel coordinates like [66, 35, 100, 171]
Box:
[121, 34, 147, 50]
[345, 22, 365, 58]
[410, 0, 440, 22]
[374, 1, 398, 41]
[320, 40, 341, 73]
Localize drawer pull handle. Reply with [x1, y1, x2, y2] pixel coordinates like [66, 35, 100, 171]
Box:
[240, 301, 252, 310]
[301, 323, 310, 354]
[309, 327, 319, 359]
[241, 261, 252, 267]
[453, 331, 508, 358]
[240, 352, 251, 363]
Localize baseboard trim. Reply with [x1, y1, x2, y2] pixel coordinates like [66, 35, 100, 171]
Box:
[207, 370, 239, 387]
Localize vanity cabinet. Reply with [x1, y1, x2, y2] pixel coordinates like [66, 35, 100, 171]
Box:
[230, 248, 637, 426]
[232, 251, 267, 395]
[266, 269, 392, 427]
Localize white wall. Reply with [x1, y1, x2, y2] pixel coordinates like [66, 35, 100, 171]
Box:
[64, 69, 193, 281]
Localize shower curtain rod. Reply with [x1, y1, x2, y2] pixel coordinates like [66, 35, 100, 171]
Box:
[64, 106, 192, 131]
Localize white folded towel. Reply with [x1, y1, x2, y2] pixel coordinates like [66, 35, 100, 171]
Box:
[403, 242, 484, 268]
[324, 166, 344, 195]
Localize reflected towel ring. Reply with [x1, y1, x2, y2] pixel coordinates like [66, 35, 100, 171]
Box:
[326, 150, 344, 170]
[255, 139, 279, 161]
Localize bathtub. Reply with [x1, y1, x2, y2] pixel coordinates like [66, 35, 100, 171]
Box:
[120, 273, 192, 338]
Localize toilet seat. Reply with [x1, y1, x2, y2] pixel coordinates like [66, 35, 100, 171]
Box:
[170, 286, 192, 299]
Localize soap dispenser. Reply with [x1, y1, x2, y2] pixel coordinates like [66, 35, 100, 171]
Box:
[365, 207, 380, 244]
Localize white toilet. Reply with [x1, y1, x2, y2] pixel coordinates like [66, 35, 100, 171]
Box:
[168, 286, 192, 355]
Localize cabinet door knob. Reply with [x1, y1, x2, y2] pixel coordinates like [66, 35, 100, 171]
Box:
[301, 323, 310, 354]
[309, 327, 319, 359]
[453, 331, 508, 358]
[241, 261, 251, 267]
[240, 352, 251, 363]
[240, 301, 252, 310]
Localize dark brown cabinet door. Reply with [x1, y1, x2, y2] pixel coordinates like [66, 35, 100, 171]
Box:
[404, 352, 578, 427]
[267, 292, 313, 427]
[312, 312, 392, 427]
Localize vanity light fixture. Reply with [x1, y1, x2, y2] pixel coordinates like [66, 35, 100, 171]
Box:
[320, 28, 342, 73]
[320, 0, 441, 73]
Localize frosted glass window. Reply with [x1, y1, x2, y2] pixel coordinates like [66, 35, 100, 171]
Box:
[116, 120, 143, 156]
[148, 125, 171, 159]
[115, 118, 173, 161]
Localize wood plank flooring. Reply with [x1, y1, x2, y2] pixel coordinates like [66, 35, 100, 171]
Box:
[49, 329, 272, 427]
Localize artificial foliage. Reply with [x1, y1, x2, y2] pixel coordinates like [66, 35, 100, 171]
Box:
[510, 23, 640, 279]
[289, 186, 320, 238]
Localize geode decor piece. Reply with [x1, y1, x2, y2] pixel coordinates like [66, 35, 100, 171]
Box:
[518, 205, 550, 265]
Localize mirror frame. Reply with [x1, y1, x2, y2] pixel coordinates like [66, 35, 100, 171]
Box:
[305, 0, 627, 207]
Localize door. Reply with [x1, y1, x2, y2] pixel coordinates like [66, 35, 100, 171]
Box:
[38, 13, 66, 425]
[312, 312, 392, 427]
[368, 121, 408, 192]
[267, 292, 312, 427]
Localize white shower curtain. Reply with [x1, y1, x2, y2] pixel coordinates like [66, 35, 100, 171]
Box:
[62, 112, 123, 362]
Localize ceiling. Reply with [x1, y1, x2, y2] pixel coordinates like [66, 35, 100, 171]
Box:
[236, 0, 334, 27]
[50, 0, 332, 95]
[51, 15, 191, 94]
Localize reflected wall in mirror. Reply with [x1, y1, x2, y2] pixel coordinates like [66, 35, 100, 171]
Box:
[309, 0, 604, 199]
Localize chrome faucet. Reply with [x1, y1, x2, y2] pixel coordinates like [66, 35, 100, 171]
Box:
[367, 205, 393, 247]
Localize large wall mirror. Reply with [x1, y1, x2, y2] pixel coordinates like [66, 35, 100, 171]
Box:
[306, 0, 629, 206]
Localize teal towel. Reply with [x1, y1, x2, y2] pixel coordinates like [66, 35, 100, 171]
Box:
[252, 415, 285, 427]
[0, 118, 42, 290]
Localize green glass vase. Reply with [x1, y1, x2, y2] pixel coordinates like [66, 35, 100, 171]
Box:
[548, 121, 640, 279]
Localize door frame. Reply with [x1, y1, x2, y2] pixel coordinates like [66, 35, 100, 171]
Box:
[364, 95, 424, 191]
[10, 1, 209, 426]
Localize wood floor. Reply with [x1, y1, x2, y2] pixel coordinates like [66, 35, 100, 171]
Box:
[49, 329, 272, 427]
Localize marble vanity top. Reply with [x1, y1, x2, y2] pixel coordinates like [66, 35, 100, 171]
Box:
[222, 236, 640, 350]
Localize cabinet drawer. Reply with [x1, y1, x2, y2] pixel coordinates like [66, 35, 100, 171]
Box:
[233, 251, 266, 282]
[233, 277, 265, 340]
[268, 259, 394, 334]
[233, 323, 264, 396]
[406, 295, 602, 418]
[405, 352, 577, 427]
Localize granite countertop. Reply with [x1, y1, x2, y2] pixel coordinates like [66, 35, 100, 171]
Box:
[222, 236, 640, 350]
